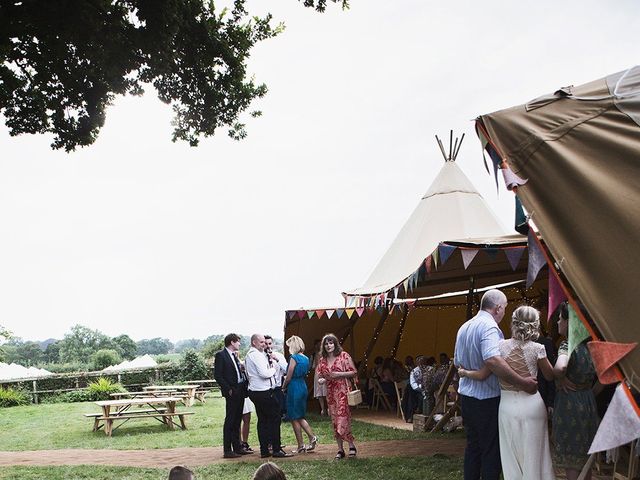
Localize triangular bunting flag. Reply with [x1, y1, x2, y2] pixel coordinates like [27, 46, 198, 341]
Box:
[485, 248, 499, 261]
[307, 311, 315, 319]
[345, 308, 355, 319]
[568, 304, 590, 357]
[432, 249, 439, 269]
[526, 229, 546, 288]
[403, 278, 409, 292]
[461, 249, 479, 269]
[376, 306, 385, 315]
[587, 341, 637, 384]
[392, 287, 399, 299]
[438, 244, 457, 266]
[315, 310, 325, 319]
[588, 383, 640, 454]
[515, 196, 529, 235]
[356, 307, 365, 317]
[501, 166, 528, 190]
[326, 309, 335, 319]
[297, 310, 306, 319]
[505, 247, 525, 271]
[547, 270, 567, 321]
[424, 256, 432, 275]
[287, 311, 296, 320]
[336, 309, 344, 319]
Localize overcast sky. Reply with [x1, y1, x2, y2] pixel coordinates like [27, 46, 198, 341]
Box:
[0, 0, 637, 342]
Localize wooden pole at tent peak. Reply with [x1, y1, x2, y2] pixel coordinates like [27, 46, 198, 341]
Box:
[435, 135, 447, 161]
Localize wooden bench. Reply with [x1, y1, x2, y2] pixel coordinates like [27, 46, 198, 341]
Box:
[85, 408, 168, 431]
[92, 411, 194, 434]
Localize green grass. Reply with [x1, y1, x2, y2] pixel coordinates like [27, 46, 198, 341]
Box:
[0, 456, 463, 480]
[0, 397, 456, 451]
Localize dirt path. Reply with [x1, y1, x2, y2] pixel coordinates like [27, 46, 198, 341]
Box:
[0, 438, 465, 468]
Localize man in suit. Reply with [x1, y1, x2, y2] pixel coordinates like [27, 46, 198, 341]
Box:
[214, 333, 252, 458]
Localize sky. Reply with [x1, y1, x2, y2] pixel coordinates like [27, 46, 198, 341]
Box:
[0, 0, 637, 342]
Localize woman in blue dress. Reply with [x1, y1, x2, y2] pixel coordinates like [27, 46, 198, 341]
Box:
[282, 335, 318, 454]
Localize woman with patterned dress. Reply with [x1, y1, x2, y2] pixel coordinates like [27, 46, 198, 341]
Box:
[552, 303, 599, 480]
[316, 333, 358, 459]
[282, 335, 318, 454]
[311, 340, 328, 415]
[458, 306, 556, 480]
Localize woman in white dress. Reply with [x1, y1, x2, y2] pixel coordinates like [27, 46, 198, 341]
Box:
[458, 306, 556, 480]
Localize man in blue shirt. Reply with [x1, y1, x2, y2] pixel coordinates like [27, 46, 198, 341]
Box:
[454, 289, 537, 480]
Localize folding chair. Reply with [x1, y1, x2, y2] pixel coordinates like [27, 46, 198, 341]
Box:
[371, 379, 393, 411]
[394, 380, 407, 419]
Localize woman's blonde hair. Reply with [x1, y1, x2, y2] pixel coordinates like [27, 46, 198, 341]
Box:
[285, 335, 305, 355]
[511, 305, 540, 341]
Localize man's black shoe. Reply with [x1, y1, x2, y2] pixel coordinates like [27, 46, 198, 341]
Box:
[272, 449, 293, 458]
[223, 451, 241, 459]
[260, 452, 272, 458]
[237, 448, 253, 455]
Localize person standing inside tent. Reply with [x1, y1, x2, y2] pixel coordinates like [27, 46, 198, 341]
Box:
[213, 333, 252, 458]
[454, 289, 537, 480]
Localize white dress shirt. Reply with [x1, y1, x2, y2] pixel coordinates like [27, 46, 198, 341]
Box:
[225, 347, 243, 383]
[271, 351, 288, 387]
[245, 346, 277, 392]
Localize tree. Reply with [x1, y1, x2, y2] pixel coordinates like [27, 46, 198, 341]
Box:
[174, 338, 202, 353]
[136, 337, 173, 355]
[180, 349, 208, 381]
[43, 341, 61, 364]
[5, 340, 44, 366]
[112, 334, 137, 360]
[0, 0, 346, 151]
[0, 324, 11, 362]
[91, 349, 122, 370]
[201, 339, 224, 359]
[58, 324, 112, 363]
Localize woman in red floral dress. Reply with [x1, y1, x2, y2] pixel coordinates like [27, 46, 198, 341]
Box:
[316, 333, 358, 459]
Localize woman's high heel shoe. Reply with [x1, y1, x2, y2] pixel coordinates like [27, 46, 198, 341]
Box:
[306, 435, 318, 451]
[292, 445, 306, 454]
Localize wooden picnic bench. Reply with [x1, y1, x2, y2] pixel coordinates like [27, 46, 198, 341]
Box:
[144, 385, 199, 407]
[90, 397, 194, 436]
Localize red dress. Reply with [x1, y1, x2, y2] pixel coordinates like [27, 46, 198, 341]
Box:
[317, 351, 356, 442]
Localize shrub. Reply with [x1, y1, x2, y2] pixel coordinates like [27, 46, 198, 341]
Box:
[85, 377, 125, 401]
[91, 349, 122, 371]
[0, 387, 30, 407]
[180, 349, 208, 381]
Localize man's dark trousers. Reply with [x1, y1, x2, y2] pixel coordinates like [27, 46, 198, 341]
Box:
[248, 389, 282, 455]
[460, 394, 501, 480]
[222, 385, 246, 453]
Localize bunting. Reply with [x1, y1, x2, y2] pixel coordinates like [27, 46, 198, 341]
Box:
[345, 308, 355, 319]
[326, 309, 335, 319]
[393, 286, 399, 299]
[336, 309, 344, 319]
[505, 247, 525, 271]
[515, 196, 529, 235]
[526, 229, 546, 288]
[356, 307, 365, 317]
[485, 248, 499, 261]
[297, 310, 306, 320]
[287, 311, 296, 320]
[588, 383, 640, 454]
[438, 244, 456, 266]
[461, 249, 479, 269]
[315, 310, 325, 319]
[568, 304, 590, 357]
[307, 311, 315, 319]
[424, 256, 432, 275]
[547, 270, 567, 321]
[432, 249, 439, 269]
[587, 341, 637, 384]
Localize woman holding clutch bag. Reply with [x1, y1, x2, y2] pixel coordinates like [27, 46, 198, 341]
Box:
[316, 333, 358, 459]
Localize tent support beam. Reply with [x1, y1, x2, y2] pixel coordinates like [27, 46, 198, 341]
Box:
[363, 307, 389, 370]
[466, 276, 475, 319]
[341, 316, 359, 356]
[390, 305, 410, 359]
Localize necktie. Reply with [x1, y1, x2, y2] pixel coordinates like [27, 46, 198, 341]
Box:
[233, 351, 246, 382]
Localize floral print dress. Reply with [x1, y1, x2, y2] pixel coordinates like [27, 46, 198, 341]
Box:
[317, 351, 356, 442]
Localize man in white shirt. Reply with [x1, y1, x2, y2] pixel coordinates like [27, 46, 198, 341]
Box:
[264, 334, 287, 419]
[245, 333, 292, 458]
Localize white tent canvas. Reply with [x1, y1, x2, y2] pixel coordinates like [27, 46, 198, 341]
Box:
[345, 159, 508, 297]
[102, 354, 157, 372]
[0, 362, 53, 381]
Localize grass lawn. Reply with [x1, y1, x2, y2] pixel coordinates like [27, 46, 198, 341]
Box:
[0, 456, 463, 480]
[0, 396, 459, 451]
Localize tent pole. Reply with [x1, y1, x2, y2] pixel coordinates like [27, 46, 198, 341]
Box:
[466, 276, 475, 319]
[362, 307, 389, 370]
[390, 304, 410, 359]
[341, 316, 358, 357]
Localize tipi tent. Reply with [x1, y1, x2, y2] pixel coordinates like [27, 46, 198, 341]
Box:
[102, 354, 157, 372]
[476, 66, 640, 392]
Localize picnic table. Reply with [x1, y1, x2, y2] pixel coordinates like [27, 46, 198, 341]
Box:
[143, 385, 199, 407]
[185, 379, 220, 402]
[109, 390, 188, 400]
[88, 397, 194, 437]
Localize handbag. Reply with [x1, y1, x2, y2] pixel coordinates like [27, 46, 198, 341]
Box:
[346, 378, 362, 406]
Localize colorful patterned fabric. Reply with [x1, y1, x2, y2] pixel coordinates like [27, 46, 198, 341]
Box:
[318, 351, 356, 442]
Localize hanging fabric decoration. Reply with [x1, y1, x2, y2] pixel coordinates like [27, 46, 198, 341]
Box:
[588, 383, 640, 454]
[461, 249, 479, 269]
[356, 307, 365, 317]
[336, 309, 345, 319]
[403, 278, 409, 293]
[505, 247, 525, 271]
[501, 165, 528, 190]
[526, 229, 546, 288]
[315, 310, 325, 319]
[515, 196, 529, 235]
[432, 248, 440, 269]
[424, 256, 432, 275]
[485, 248, 499, 261]
[587, 341, 637, 384]
[393, 286, 399, 299]
[326, 309, 335, 319]
[548, 270, 567, 321]
[287, 311, 296, 320]
[568, 304, 591, 357]
[345, 308, 355, 319]
[307, 311, 315, 319]
[297, 310, 307, 319]
[438, 244, 457, 266]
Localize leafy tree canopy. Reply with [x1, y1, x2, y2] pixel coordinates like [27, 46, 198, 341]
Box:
[58, 324, 114, 363]
[92, 348, 122, 370]
[136, 337, 173, 355]
[0, 0, 346, 151]
[112, 334, 137, 360]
